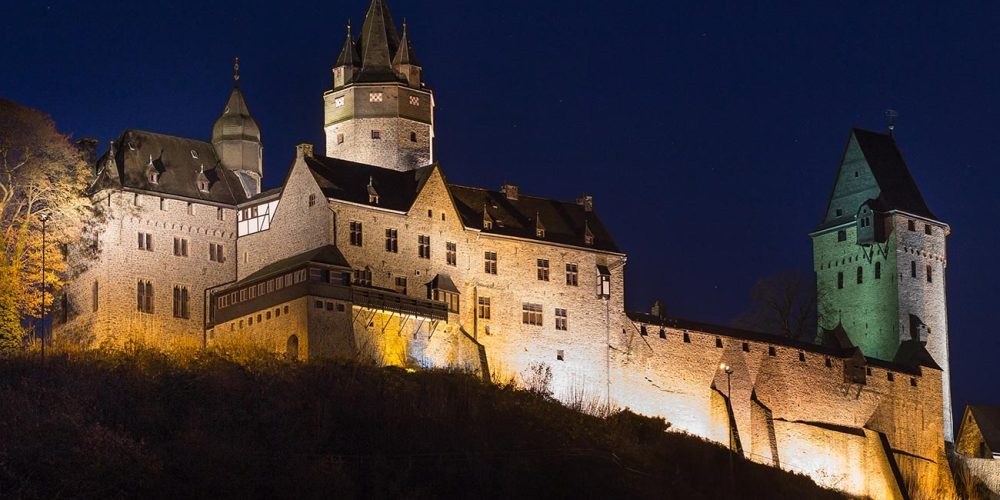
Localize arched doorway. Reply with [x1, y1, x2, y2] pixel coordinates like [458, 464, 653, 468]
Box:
[286, 335, 299, 360]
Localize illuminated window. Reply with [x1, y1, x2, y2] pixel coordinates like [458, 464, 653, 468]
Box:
[908, 220, 915, 231]
[172, 286, 190, 319]
[837, 272, 844, 289]
[522, 303, 542, 326]
[446, 242, 457, 266]
[350, 221, 363, 246]
[385, 229, 398, 253]
[138, 232, 153, 251]
[209, 243, 225, 263]
[537, 259, 550, 281]
[335, 96, 345, 107]
[555, 308, 567, 331]
[484, 251, 497, 274]
[418, 235, 430, 259]
[409, 95, 420, 106]
[371, 130, 382, 139]
[369, 92, 383, 102]
[477, 297, 491, 319]
[926, 265, 933, 283]
[565, 264, 578, 286]
[173, 237, 189, 257]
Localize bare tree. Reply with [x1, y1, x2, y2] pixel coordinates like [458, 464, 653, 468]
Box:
[0, 98, 94, 351]
[732, 270, 822, 341]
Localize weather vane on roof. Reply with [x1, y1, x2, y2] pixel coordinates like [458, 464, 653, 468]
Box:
[234, 56, 240, 82]
[885, 109, 898, 136]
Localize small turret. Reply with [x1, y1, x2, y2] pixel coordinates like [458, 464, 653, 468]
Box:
[212, 57, 263, 196]
[393, 19, 421, 88]
[333, 22, 360, 88]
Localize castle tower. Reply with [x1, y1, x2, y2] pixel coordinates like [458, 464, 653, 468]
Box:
[324, 0, 433, 171]
[212, 59, 263, 196]
[811, 128, 953, 440]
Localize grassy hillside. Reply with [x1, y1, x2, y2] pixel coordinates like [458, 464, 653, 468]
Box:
[0, 348, 844, 499]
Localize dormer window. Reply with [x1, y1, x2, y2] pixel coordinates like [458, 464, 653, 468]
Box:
[190, 149, 199, 159]
[536, 227, 545, 238]
[198, 179, 210, 192]
[148, 171, 159, 184]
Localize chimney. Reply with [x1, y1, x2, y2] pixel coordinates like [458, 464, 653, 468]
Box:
[650, 299, 667, 319]
[576, 195, 593, 212]
[500, 183, 518, 201]
[296, 143, 314, 158]
[75, 137, 98, 174]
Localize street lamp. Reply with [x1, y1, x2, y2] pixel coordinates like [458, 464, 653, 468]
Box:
[719, 362, 734, 450]
[39, 213, 50, 363]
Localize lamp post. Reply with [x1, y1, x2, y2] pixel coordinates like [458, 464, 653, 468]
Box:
[39, 213, 50, 363]
[719, 362, 734, 450]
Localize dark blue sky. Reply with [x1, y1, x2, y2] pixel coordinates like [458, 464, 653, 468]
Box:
[3, 1, 998, 417]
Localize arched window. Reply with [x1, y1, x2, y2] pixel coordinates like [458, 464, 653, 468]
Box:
[856, 266, 863, 284]
[286, 335, 299, 360]
[875, 262, 881, 280]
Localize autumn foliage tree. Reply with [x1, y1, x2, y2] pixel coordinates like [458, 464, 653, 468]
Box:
[0, 98, 94, 353]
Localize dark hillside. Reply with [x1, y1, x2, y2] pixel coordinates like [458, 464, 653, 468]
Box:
[0, 349, 845, 499]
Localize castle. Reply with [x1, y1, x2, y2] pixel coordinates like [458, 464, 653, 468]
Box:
[57, 1, 957, 497]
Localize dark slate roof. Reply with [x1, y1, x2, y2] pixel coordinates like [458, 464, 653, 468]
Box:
[212, 85, 260, 143]
[304, 155, 434, 212]
[449, 185, 621, 253]
[392, 22, 420, 67]
[968, 406, 1000, 453]
[625, 312, 924, 374]
[893, 339, 941, 371]
[852, 128, 935, 219]
[335, 29, 361, 67]
[240, 245, 351, 284]
[91, 129, 250, 205]
[356, 0, 401, 82]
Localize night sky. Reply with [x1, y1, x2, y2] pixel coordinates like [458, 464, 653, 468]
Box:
[3, 1, 998, 422]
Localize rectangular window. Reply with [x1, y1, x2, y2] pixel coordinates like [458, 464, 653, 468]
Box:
[742, 342, 750, 352]
[137, 280, 154, 314]
[209, 243, 226, 263]
[556, 350, 564, 361]
[418, 235, 430, 259]
[432, 288, 459, 313]
[353, 268, 372, 287]
[484, 251, 497, 274]
[395, 276, 407, 295]
[217, 208, 225, 221]
[337, 133, 345, 145]
[926, 265, 933, 283]
[837, 230, 846, 242]
[565, 263, 578, 286]
[537, 259, 550, 281]
[369, 92, 383, 102]
[92, 281, 99, 312]
[522, 303, 543, 326]
[371, 130, 381, 140]
[924, 224, 932, 235]
[409, 95, 420, 106]
[173, 237, 189, 257]
[385, 229, 398, 253]
[187, 202, 194, 215]
[350, 221, 363, 246]
[172, 286, 190, 319]
[446, 242, 457, 266]
[477, 297, 491, 319]
[837, 272, 844, 289]
[908, 220, 916, 231]
[160, 198, 167, 211]
[555, 308, 567, 331]
[768, 346, 776, 356]
[138, 232, 153, 251]
[911, 261, 917, 278]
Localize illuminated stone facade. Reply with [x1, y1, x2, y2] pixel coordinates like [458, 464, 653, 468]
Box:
[55, 1, 960, 498]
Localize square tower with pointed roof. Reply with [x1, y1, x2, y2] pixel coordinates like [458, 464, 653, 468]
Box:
[811, 128, 953, 441]
[324, 0, 433, 172]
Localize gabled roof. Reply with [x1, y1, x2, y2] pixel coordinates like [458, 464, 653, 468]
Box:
[304, 154, 434, 212]
[91, 129, 249, 205]
[240, 245, 350, 284]
[851, 128, 936, 220]
[967, 406, 1000, 453]
[449, 185, 621, 253]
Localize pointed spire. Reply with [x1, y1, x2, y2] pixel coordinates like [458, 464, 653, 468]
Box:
[393, 17, 420, 67]
[357, 0, 401, 79]
[233, 56, 240, 85]
[535, 211, 546, 238]
[584, 219, 595, 246]
[335, 20, 360, 68]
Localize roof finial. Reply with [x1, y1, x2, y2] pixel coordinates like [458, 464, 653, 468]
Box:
[347, 19, 352, 37]
[402, 18, 407, 33]
[885, 109, 898, 137]
[233, 56, 240, 83]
